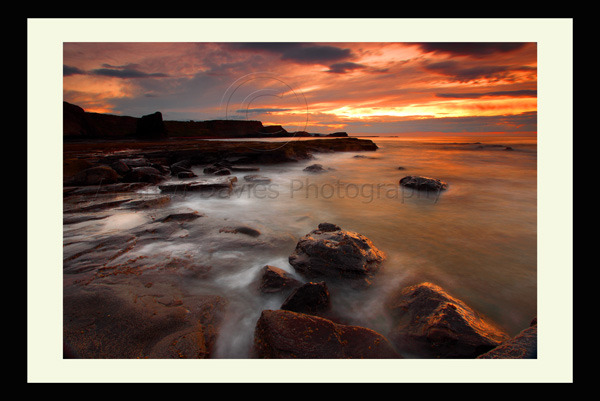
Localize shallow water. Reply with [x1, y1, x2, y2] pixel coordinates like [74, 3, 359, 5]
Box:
[66, 135, 537, 358]
[147, 135, 537, 358]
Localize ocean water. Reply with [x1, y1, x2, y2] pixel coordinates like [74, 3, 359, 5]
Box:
[71, 135, 537, 358]
[164, 135, 537, 358]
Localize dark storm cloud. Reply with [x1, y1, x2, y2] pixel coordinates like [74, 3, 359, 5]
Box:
[63, 65, 86, 76]
[327, 62, 366, 74]
[424, 61, 513, 82]
[227, 43, 354, 65]
[435, 90, 537, 99]
[417, 42, 528, 57]
[90, 67, 169, 79]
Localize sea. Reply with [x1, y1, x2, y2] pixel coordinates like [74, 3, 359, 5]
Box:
[90, 135, 538, 358]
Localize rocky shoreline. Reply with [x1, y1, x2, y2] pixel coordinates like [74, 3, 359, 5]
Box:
[63, 137, 536, 359]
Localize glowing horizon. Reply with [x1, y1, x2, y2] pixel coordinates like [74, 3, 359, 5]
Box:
[63, 42, 537, 135]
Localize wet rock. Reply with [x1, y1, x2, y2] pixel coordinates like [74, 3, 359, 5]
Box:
[63, 182, 151, 196]
[63, 285, 226, 358]
[477, 320, 537, 359]
[158, 176, 237, 193]
[170, 159, 193, 176]
[281, 281, 330, 315]
[288, 225, 384, 285]
[150, 163, 171, 175]
[120, 158, 149, 168]
[258, 265, 302, 294]
[303, 164, 327, 173]
[219, 225, 261, 237]
[111, 160, 131, 175]
[213, 168, 232, 176]
[67, 165, 120, 186]
[123, 166, 167, 184]
[243, 175, 271, 184]
[177, 171, 197, 179]
[252, 309, 401, 358]
[231, 166, 260, 172]
[160, 211, 203, 223]
[399, 175, 447, 191]
[317, 222, 340, 232]
[385, 282, 510, 358]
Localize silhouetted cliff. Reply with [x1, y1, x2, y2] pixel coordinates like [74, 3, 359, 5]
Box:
[63, 102, 348, 139]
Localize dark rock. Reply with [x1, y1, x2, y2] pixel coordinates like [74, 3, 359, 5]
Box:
[213, 168, 231, 176]
[477, 323, 537, 359]
[327, 132, 348, 137]
[120, 158, 149, 168]
[504, 146, 514, 151]
[68, 165, 120, 186]
[281, 282, 330, 315]
[123, 166, 167, 184]
[136, 111, 167, 138]
[158, 176, 237, 193]
[177, 171, 197, 179]
[258, 265, 302, 294]
[397, 166, 406, 170]
[252, 309, 401, 358]
[288, 226, 384, 285]
[399, 176, 447, 191]
[203, 165, 220, 174]
[111, 160, 131, 175]
[150, 163, 171, 175]
[317, 222, 340, 232]
[170, 160, 193, 175]
[230, 166, 260, 172]
[219, 226, 261, 237]
[303, 164, 327, 173]
[385, 282, 510, 358]
[160, 211, 203, 223]
[243, 175, 271, 184]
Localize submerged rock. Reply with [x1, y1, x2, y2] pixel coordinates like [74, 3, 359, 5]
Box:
[399, 175, 447, 191]
[288, 225, 384, 285]
[303, 164, 327, 173]
[280, 281, 330, 315]
[243, 175, 272, 184]
[385, 282, 510, 358]
[252, 309, 401, 358]
[219, 225, 261, 237]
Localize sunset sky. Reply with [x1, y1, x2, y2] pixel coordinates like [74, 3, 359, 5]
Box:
[63, 41, 537, 136]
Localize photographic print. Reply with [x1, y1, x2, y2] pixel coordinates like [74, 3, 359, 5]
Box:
[27, 18, 572, 383]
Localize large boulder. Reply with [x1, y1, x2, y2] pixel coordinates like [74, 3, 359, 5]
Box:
[288, 225, 385, 285]
[399, 176, 447, 191]
[385, 282, 510, 358]
[252, 309, 401, 359]
[477, 320, 537, 359]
